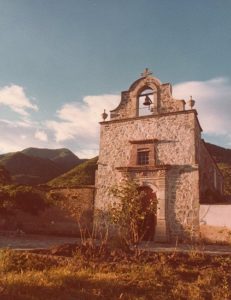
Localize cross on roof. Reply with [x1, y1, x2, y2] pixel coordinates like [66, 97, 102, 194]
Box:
[140, 68, 152, 78]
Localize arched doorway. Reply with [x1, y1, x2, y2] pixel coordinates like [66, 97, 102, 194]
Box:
[137, 186, 157, 241]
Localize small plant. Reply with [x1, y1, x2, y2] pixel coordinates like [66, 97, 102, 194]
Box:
[76, 208, 110, 259]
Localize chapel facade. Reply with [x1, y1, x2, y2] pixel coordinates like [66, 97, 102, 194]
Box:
[95, 69, 223, 242]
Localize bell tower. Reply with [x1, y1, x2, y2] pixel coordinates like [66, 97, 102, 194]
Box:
[110, 68, 185, 120]
[95, 69, 201, 242]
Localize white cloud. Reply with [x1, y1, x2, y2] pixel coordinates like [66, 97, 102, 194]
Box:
[173, 77, 231, 144]
[45, 79, 231, 157]
[0, 84, 38, 116]
[0, 119, 62, 154]
[34, 130, 48, 142]
[1, 78, 230, 157]
[46, 94, 120, 155]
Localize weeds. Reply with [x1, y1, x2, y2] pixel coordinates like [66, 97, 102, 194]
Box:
[0, 248, 231, 300]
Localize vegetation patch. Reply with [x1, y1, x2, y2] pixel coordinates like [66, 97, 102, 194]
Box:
[0, 248, 230, 300]
[218, 163, 231, 196]
[48, 156, 98, 187]
[0, 185, 50, 215]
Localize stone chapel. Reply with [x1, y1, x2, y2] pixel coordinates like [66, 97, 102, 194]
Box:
[95, 69, 223, 242]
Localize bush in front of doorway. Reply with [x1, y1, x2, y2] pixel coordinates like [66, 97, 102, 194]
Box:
[109, 179, 157, 248]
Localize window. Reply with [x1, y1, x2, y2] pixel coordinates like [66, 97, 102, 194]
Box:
[137, 149, 149, 165]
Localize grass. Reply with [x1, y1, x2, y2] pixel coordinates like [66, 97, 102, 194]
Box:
[0, 249, 231, 299]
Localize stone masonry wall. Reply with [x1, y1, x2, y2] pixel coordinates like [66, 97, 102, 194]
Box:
[167, 166, 200, 240]
[199, 141, 223, 196]
[0, 186, 95, 236]
[96, 110, 200, 239]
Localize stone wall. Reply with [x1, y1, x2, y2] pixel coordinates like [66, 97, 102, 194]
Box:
[199, 140, 223, 197]
[167, 166, 200, 240]
[96, 110, 200, 240]
[0, 186, 95, 236]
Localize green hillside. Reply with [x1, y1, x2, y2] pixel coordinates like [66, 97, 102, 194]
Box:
[48, 156, 98, 187]
[0, 152, 63, 185]
[0, 147, 85, 185]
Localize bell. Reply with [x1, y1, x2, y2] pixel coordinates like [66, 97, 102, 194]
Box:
[143, 95, 152, 106]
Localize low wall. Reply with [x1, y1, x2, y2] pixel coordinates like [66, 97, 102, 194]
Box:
[0, 186, 95, 236]
[199, 204, 231, 244]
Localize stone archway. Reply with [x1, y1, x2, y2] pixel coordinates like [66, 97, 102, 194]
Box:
[137, 186, 157, 241]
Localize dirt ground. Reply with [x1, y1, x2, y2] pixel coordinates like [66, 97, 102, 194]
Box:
[0, 231, 80, 250]
[0, 231, 231, 255]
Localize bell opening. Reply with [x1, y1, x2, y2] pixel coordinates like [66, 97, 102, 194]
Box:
[138, 88, 154, 116]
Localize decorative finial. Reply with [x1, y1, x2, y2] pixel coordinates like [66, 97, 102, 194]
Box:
[188, 96, 195, 109]
[140, 68, 152, 78]
[101, 109, 108, 121]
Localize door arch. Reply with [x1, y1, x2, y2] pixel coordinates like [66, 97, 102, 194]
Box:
[137, 186, 157, 241]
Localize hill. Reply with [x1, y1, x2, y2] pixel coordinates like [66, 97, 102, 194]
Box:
[206, 142, 231, 196]
[0, 152, 64, 185]
[48, 156, 98, 187]
[0, 147, 84, 185]
[205, 143, 231, 164]
[0, 165, 11, 185]
[21, 147, 83, 172]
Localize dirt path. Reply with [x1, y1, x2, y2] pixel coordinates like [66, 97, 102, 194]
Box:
[0, 232, 80, 250]
[139, 241, 231, 255]
[0, 232, 231, 255]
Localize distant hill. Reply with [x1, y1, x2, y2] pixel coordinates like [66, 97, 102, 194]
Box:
[21, 147, 84, 172]
[0, 165, 11, 185]
[0, 152, 64, 185]
[206, 142, 231, 196]
[48, 156, 98, 187]
[0, 148, 84, 185]
[205, 143, 231, 165]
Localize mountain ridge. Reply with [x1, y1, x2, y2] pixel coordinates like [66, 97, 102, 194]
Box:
[0, 147, 85, 185]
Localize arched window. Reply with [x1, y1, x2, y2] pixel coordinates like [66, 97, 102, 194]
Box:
[138, 87, 157, 116]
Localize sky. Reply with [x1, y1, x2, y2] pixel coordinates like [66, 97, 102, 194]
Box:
[0, 0, 231, 158]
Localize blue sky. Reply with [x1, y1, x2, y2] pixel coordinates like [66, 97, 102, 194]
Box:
[0, 0, 231, 157]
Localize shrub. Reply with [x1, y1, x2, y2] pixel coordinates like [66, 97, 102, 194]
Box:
[110, 179, 157, 248]
[0, 185, 50, 215]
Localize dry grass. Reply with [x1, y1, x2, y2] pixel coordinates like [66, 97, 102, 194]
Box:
[0, 249, 231, 300]
[200, 224, 231, 245]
